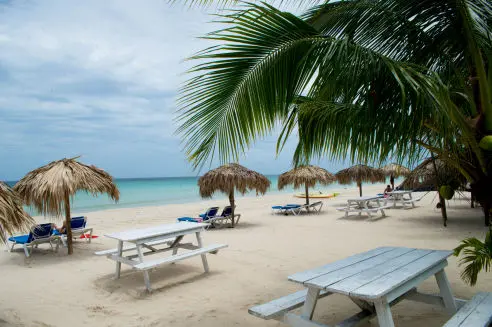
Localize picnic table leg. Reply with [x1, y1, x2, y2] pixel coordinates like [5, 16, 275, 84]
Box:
[195, 232, 209, 273]
[435, 268, 457, 313]
[300, 287, 320, 320]
[115, 240, 123, 279]
[409, 193, 416, 208]
[364, 201, 372, 218]
[376, 199, 386, 217]
[374, 299, 395, 327]
[136, 244, 152, 292]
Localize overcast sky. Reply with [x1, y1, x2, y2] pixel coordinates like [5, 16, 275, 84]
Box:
[0, 0, 348, 180]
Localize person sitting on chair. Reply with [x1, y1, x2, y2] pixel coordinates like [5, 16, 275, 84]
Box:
[383, 185, 393, 198]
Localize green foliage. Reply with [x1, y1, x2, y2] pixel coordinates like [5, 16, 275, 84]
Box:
[177, 0, 492, 172]
[454, 230, 492, 286]
[479, 136, 492, 151]
[439, 185, 455, 200]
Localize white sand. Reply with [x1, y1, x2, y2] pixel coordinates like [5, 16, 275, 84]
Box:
[1, 185, 491, 327]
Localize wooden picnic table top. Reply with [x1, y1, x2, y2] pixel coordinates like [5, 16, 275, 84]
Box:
[105, 222, 207, 242]
[288, 246, 452, 300]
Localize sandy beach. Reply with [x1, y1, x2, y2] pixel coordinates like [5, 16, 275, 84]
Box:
[1, 184, 491, 327]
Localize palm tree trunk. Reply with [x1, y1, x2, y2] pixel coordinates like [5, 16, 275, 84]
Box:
[358, 181, 362, 197]
[431, 154, 448, 226]
[228, 188, 235, 228]
[64, 192, 73, 255]
[305, 183, 309, 205]
[483, 202, 490, 227]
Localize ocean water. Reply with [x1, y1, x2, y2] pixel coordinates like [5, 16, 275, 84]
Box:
[6, 176, 396, 214]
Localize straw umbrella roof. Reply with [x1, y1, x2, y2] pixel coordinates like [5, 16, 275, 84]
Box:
[0, 182, 34, 243]
[335, 164, 385, 184]
[382, 163, 411, 177]
[198, 163, 270, 197]
[399, 158, 464, 190]
[13, 158, 120, 216]
[278, 165, 336, 190]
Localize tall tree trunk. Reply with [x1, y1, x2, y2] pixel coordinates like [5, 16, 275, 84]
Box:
[228, 188, 235, 228]
[390, 174, 395, 190]
[483, 202, 490, 227]
[305, 183, 309, 205]
[431, 154, 447, 226]
[358, 181, 362, 197]
[439, 194, 448, 227]
[64, 192, 73, 254]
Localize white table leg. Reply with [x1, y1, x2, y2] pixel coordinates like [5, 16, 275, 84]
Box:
[374, 299, 395, 327]
[409, 193, 416, 207]
[301, 287, 320, 320]
[115, 240, 123, 279]
[364, 201, 371, 218]
[136, 244, 152, 292]
[435, 268, 457, 313]
[195, 232, 209, 273]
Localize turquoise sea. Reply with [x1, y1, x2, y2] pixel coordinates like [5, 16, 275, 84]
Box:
[6, 176, 396, 214]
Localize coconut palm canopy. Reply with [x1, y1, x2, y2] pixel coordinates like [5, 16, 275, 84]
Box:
[14, 157, 120, 254]
[336, 164, 385, 196]
[278, 165, 335, 205]
[198, 163, 270, 227]
[0, 182, 34, 243]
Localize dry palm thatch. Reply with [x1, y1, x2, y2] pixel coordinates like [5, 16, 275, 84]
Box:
[278, 165, 336, 205]
[336, 164, 385, 196]
[14, 157, 120, 254]
[382, 163, 411, 190]
[399, 158, 464, 191]
[198, 163, 270, 227]
[0, 182, 34, 244]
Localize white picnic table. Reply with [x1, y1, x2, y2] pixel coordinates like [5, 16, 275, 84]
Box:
[386, 190, 416, 208]
[95, 222, 227, 292]
[337, 195, 389, 217]
[284, 246, 461, 327]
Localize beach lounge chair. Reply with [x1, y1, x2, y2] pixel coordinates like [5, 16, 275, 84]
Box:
[53, 216, 93, 247]
[272, 204, 302, 215]
[8, 223, 59, 257]
[177, 207, 219, 223]
[206, 206, 241, 227]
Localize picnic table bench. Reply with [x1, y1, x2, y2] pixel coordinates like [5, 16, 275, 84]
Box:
[385, 190, 417, 208]
[336, 196, 391, 218]
[95, 222, 227, 292]
[249, 246, 471, 327]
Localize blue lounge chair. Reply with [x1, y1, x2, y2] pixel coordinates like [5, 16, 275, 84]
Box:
[272, 204, 302, 215]
[8, 223, 58, 257]
[53, 216, 93, 246]
[177, 207, 220, 223]
[206, 206, 241, 227]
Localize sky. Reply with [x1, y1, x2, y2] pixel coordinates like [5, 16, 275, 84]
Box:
[0, 0, 348, 181]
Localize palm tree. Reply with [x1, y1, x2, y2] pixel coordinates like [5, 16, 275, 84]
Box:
[176, 0, 492, 225]
[454, 229, 492, 286]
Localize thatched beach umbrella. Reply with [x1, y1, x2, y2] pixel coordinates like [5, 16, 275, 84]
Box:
[336, 164, 385, 196]
[198, 163, 270, 228]
[278, 165, 336, 205]
[0, 182, 34, 245]
[14, 157, 120, 254]
[382, 163, 411, 190]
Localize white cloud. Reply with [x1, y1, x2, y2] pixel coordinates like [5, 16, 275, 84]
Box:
[0, 0, 332, 180]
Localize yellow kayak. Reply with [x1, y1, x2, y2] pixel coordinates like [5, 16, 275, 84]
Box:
[294, 192, 340, 199]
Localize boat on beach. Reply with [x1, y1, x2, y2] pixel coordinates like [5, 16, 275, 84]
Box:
[294, 191, 340, 199]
